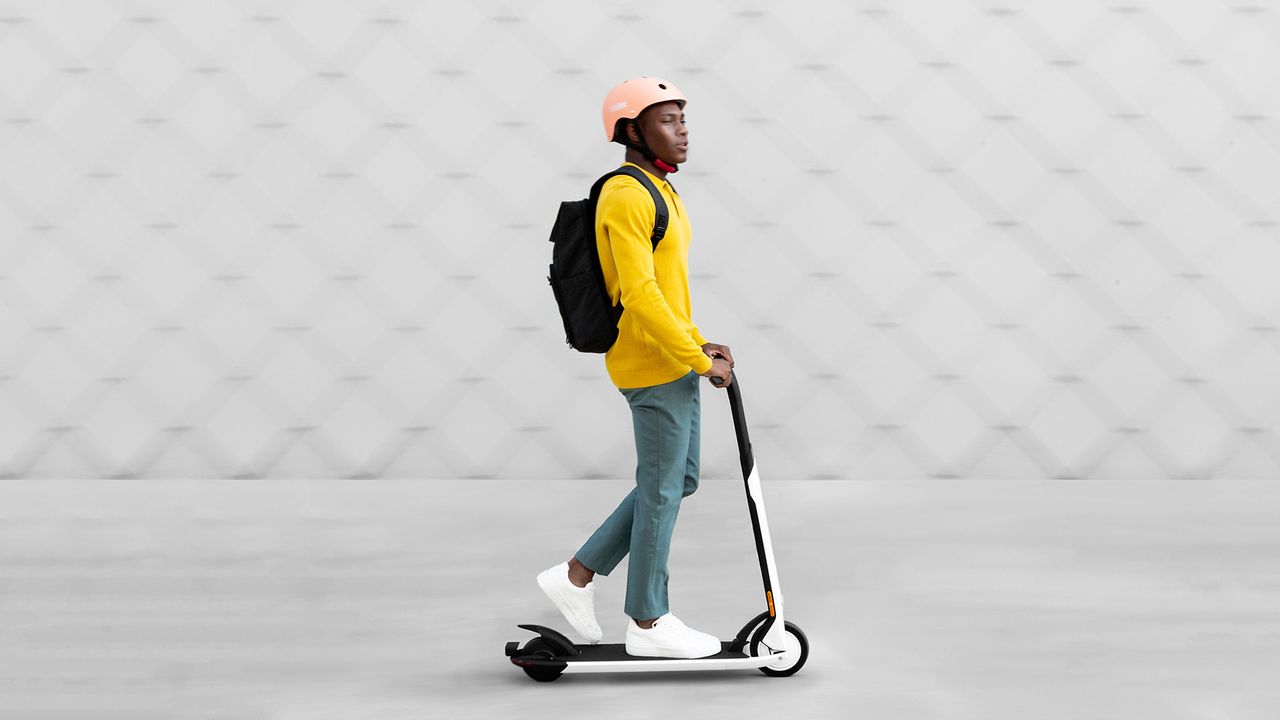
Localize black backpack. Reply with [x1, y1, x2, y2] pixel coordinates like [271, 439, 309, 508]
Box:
[547, 166, 669, 353]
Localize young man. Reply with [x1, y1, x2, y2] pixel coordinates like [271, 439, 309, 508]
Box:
[537, 77, 735, 659]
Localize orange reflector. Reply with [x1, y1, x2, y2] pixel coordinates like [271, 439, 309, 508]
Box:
[766, 591, 775, 616]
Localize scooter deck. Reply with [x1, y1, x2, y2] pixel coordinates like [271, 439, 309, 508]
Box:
[565, 641, 747, 662]
[511, 637, 782, 674]
[509, 619, 786, 675]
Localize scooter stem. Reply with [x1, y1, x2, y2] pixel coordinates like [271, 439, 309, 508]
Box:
[716, 373, 787, 650]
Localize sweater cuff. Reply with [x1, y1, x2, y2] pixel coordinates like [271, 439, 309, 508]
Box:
[692, 353, 714, 375]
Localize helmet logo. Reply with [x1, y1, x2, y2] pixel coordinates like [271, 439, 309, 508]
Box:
[609, 100, 629, 112]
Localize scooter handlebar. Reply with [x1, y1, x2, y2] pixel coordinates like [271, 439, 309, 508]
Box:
[709, 368, 735, 388]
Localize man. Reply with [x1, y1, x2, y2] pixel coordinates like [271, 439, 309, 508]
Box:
[537, 77, 734, 659]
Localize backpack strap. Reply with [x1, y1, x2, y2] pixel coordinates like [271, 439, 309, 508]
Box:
[588, 165, 669, 251]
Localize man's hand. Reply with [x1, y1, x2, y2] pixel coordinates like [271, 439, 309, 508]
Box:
[700, 342, 734, 387]
[701, 342, 734, 367]
[700, 356, 733, 387]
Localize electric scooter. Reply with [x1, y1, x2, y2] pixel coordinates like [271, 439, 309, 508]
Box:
[505, 372, 809, 681]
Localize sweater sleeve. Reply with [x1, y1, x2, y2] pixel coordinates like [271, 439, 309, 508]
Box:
[601, 184, 713, 375]
[691, 326, 709, 348]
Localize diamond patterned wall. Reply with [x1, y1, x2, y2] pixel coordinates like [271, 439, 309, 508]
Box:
[2, 1, 1278, 480]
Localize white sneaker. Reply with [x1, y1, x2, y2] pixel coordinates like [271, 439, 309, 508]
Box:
[536, 562, 602, 644]
[625, 614, 721, 658]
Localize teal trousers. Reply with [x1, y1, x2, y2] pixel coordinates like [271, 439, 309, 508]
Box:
[575, 371, 701, 620]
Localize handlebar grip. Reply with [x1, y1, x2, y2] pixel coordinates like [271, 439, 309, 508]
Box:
[707, 354, 733, 387]
[709, 368, 735, 387]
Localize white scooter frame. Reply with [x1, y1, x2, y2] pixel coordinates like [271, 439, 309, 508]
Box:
[506, 371, 809, 680]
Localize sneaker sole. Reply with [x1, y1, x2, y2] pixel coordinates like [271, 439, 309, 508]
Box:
[624, 638, 721, 659]
[624, 644, 720, 659]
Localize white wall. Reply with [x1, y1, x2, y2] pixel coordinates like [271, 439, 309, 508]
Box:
[1, 1, 1277, 479]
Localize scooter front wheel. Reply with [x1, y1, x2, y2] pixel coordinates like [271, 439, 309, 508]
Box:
[750, 621, 809, 677]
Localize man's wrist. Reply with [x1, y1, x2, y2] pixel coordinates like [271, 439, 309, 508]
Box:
[694, 354, 715, 375]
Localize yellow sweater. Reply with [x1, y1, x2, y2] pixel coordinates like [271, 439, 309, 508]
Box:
[596, 163, 713, 389]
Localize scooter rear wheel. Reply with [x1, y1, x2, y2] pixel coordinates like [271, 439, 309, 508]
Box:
[519, 638, 564, 682]
[750, 621, 809, 677]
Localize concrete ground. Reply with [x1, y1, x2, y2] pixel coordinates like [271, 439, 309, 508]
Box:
[1, 477, 1277, 719]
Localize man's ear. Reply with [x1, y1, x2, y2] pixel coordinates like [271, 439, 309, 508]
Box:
[625, 119, 641, 144]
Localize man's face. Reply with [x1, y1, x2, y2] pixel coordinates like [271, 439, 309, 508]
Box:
[634, 101, 688, 165]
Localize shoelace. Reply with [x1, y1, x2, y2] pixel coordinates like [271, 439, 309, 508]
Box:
[656, 614, 688, 631]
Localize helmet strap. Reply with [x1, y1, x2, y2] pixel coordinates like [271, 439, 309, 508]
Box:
[628, 121, 679, 174]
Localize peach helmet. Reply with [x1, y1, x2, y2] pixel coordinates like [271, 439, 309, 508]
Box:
[602, 76, 686, 142]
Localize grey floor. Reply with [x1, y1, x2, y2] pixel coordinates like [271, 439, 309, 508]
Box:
[1, 477, 1277, 719]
